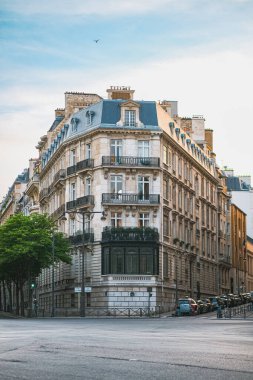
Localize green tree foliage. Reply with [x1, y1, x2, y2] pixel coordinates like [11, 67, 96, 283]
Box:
[0, 213, 71, 315]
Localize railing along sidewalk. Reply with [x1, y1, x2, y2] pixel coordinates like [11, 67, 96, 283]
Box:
[223, 303, 253, 319]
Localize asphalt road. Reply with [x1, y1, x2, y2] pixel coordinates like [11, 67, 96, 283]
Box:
[0, 316, 253, 380]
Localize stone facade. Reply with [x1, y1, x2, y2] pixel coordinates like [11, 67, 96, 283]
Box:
[30, 86, 232, 315]
[1, 86, 240, 317]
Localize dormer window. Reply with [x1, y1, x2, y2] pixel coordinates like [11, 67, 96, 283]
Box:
[117, 100, 143, 128]
[124, 110, 136, 127]
[71, 117, 79, 132]
[86, 110, 95, 125]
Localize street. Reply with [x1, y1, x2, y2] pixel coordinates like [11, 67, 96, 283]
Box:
[0, 316, 253, 380]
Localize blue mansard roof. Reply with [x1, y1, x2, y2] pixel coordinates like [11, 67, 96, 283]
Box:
[42, 99, 160, 169]
[66, 99, 160, 139]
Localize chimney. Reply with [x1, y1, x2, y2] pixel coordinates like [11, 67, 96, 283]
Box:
[107, 86, 135, 100]
[205, 129, 213, 151]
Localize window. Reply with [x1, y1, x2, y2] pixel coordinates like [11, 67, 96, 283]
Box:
[111, 212, 122, 227]
[172, 183, 177, 206]
[84, 214, 91, 231]
[172, 152, 176, 172]
[70, 183, 76, 201]
[178, 187, 182, 210]
[201, 177, 205, 197]
[139, 213, 149, 227]
[163, 252, 168, 278]
[124, 110, 136, 126]
[138, 140, 149, 157]
[85, 177, 91, 195]
[126, 248, 139, 274]
[195, 176, 199, 197]
[178, 158, 182, 177]
[71, 117, 78, 132]
[86, 110, 95, 125]
[163, 178, 169, 200]
[184, 191, 188, 213]
[140, 247, 153, 274]
[111, 247, 124, 274]
[85, 144, 91, 159]
[111, 140, 122, 158]
[102, 246, 158, 275]
[138, 176, 149, 200]
[189, 196, 193, 215]
[69, 219, 76, 235]
[163, 215, 169, 236]
[184, 162, 188, 180]
[110, 175, 123, 193]
[163, 145, 168, 164]
[70, 149, 76, 166]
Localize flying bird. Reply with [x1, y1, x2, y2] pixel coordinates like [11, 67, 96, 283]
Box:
[94, 39, 100, 43]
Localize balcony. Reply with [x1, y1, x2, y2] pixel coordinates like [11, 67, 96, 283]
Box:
[48, 169, 66, 194]
[67, 159, 94, 176]
[219, 254, 231, 266]
[51, 204, 65, 221]
[102, 193, 160, 205]
[102, 156, 160, 168]
[102, 226, 159, 243]
[69, 230, 94, 245]
[39, 187, 49, 202]
[218, 229, 224, 238]
[66, 195, 94, 211]
[26, 174, 40, 196]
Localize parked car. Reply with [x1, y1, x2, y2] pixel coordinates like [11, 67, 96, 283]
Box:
[209, 296, 225, 310]
[227, 294, 236, 307]
[177, 298, 198, 316]
[233, 295, 242, 306]
[197, 300, 207, 314]
[203, 298, 213, 312]
[220, 295, 230, 308]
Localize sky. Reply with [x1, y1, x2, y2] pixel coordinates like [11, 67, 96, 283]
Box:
[0, 0, 253, 200]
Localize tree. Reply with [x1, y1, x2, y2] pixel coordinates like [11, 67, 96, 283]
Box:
[0, 213, 71, 316]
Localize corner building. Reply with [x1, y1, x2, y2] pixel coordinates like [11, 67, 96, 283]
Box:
[37, 87, 226, 314]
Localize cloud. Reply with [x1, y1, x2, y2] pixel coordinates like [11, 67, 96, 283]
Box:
[1, 0, 180, 16]
[1, 38, 253, 198]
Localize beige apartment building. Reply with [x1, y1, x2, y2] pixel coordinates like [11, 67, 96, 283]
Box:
[1, 86, 238, 316]
[25, 86, 231, 315]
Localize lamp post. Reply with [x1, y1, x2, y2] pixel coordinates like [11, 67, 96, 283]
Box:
[64, 210, 105, 317]
[51, 231, 55, 317]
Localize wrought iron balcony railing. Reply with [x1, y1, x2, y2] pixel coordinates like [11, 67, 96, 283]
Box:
[102, 156, 160, 167]
[66, 195, 94, 211]
[102, 193, 160, 205]
[39, 187, 49, 201]
[69, 230, 94, 245]
[102, 226, 159, 243]
[51, 204, 65, 221]
[219, 254, 231, 265]
[67, 159, 94, 176]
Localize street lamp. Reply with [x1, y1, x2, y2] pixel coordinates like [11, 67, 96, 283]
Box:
[62, 210, 105, 317]
[51, 231, 55, 317]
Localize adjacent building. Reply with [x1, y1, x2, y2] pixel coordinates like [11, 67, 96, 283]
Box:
[230, 204, 247, 294]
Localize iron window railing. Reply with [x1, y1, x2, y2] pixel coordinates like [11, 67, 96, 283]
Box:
[66, 195, 94, 210]
[102, 156, 160, 167]
[102, 193, 160, 204]
[102, 226, 159, 242]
